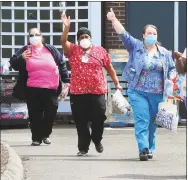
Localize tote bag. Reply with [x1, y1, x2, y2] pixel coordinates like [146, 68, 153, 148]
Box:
[155, 100, 179, 131]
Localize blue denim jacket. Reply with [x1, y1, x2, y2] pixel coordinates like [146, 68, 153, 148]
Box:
[119, 30, 176, 98]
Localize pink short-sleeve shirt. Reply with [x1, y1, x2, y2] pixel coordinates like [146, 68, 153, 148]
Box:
[26, 45, 59, 90]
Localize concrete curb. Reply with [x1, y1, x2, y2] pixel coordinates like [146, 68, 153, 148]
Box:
[1, 142, 24, 180]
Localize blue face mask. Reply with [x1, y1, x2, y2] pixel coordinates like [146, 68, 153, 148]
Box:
[144, 35, 157, 46]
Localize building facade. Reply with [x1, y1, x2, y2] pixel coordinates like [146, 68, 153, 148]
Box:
[0, 1, 101, 68]
[0, 1, 187, 68]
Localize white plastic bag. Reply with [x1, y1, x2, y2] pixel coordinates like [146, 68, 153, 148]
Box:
[111, 90, 130, 114]
[163, 79, 174, 99]
[155, 100, 179, 131]
[174, 74, 185, 100]
[0, 60, 10, 75]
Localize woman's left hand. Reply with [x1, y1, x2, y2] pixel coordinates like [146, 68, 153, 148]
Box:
[115, 83, 123, 91]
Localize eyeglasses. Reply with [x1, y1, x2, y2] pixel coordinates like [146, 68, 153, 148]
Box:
[79, 35, 90, 40]
[29, 34, 41, 37]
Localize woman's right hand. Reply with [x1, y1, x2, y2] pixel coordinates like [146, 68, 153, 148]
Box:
[22, 50, 32, 60]
[107, 8, 117, 22]
[61, 13, 70, 28]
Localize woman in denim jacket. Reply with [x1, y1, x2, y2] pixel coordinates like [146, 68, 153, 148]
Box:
[107, 8, 176, 161]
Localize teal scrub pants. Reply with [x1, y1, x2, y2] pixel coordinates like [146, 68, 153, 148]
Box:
[127, 89, 163, 153]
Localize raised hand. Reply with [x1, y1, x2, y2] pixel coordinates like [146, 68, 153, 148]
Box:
[107, 8, 116, 22]
[61, 13, 70, 28]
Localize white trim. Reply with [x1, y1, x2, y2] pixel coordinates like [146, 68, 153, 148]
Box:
[1, 32, 76, 36]
[1, 1, 101, 63]
[11, 7, 15, 56]
[1, 19, 88, 23]
[174, 2, 179, 51]
[89, 2, 101, 46]
[1, 6, 88, 10]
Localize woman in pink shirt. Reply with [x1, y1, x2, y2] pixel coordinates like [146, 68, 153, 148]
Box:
[61, 13, 122, 156]
[10, 28, 70, 146]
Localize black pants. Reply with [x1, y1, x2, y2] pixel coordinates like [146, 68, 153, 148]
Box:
[70, 94, 107, 152]
[26, 87, 58, 142]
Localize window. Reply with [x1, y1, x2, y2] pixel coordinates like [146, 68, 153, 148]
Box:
[14, 2, 24, 7]
[2, 49, 12, 58]
[2, 9, 11, 19]
[40, 2, 50, 7]
[2, 2, 11, 6]
[27, 23, 38, 31]
[40, 10, 50, 20]
[0, 1, 101, 68]
[2, 36, 12, 45]
[27, 2, 37, 7]
[15, 23, 25, 32]
[53, 23, 63, 32]
[40, 23, 50, 33]
[15, 36, 25, 45]
[15, 10, 24, 20]
[2, 23, 12, 32]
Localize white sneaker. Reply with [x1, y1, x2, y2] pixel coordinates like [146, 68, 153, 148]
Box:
[31, 141, 41, 146]
[43, 137, 51, 144]
[77, 151, 87, 156]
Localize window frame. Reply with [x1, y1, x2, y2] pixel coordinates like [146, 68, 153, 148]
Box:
[0, 1, 101, 66]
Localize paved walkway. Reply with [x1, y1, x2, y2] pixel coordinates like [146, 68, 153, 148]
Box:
[1, 125, 186, 180]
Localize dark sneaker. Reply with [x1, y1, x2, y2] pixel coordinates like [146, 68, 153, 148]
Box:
[43, 137, 51, 144]
[139, 148, 148, 161]
[77, 151, 88, 156]
[31, 141, 41, 146]
[95, 143, 104, 153]
[147, 152, 153, 159]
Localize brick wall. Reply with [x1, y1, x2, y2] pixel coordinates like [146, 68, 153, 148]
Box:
[103, 2, 126, 50]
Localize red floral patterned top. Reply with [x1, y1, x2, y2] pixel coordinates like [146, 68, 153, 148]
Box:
[65, 43, 111, 94]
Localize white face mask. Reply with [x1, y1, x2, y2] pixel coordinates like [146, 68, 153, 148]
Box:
[29, 36, 42, 46]
[80, 39, 91, 49]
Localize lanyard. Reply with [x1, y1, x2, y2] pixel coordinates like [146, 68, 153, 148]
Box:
[82, 49, 103, 66]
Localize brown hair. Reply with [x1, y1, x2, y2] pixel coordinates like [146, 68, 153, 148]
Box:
[28, 28, 44, 42]
[28, 28, 41, 35]
[142, 24, 161, 45]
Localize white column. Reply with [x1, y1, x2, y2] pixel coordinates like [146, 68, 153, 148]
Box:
[174, 2, 179, 51]
[89, 2, 101, 46]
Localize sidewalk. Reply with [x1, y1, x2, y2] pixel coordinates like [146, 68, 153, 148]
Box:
[1, 142, 24, 180]
[1, 125, 186, 180]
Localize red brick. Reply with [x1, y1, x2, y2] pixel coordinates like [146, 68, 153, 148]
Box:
[103, 2, 126, 50]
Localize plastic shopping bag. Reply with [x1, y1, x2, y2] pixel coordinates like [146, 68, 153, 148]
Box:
[174, 74, 185, 101]
[155, 100, 179, 131]
[163, 79, 174, 99]
[111, 89, 130, 114]
[0, 61, 10, 75]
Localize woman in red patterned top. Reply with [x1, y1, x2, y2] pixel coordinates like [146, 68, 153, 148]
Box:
[61, 13, 122, 156]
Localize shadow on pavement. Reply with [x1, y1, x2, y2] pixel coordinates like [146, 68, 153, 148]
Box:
[19, 154, 139, 162]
